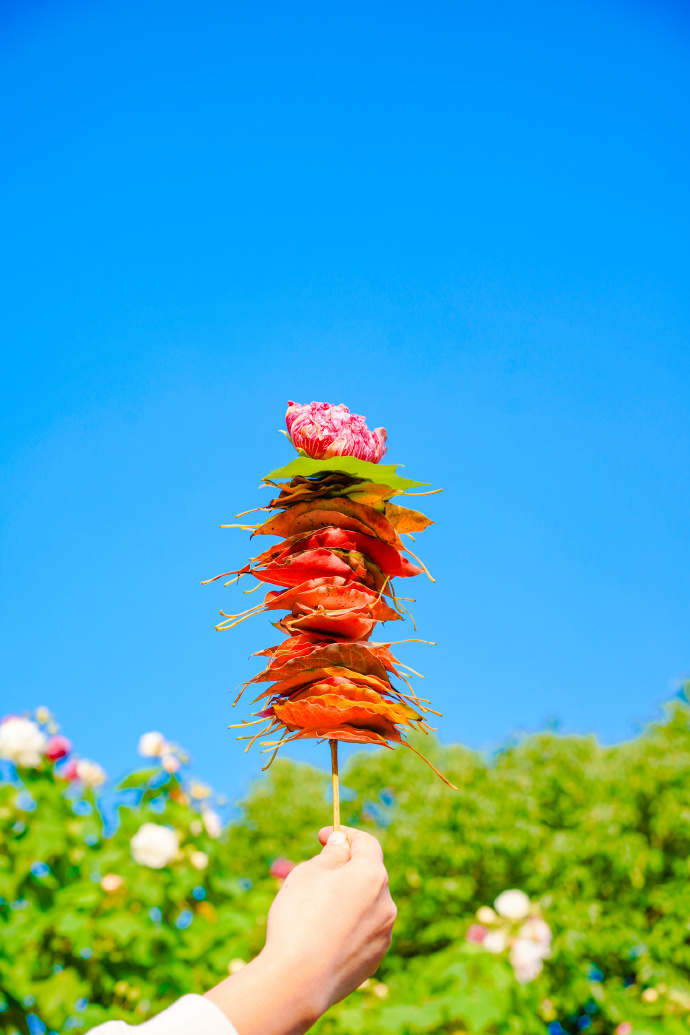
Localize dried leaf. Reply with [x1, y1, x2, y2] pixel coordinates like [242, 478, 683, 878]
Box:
[250, 549, 357, 587]
[263, 577, 400, 621]
[254, 666, 395, 700]
[247, 527, 421, 587]
[382, 502, 434, 533]
[287, 723, 401, 746]
[250, 641, 393, 683]
[254, 498, 404, 548]
[273, 692, 417, 735]
[275, 610, 380, 641]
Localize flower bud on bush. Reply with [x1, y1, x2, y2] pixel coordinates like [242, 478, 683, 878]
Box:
[44, 734, 72, 761]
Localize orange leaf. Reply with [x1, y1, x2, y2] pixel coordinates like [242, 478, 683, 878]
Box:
[288, 723, 400, 746]
[253, 667, 395, 700]
[382, 502, 434, 533]
[250, 641, 393, 683]
[262, 578, 400, 623]
[273, 694, 414, 735]
[275, 610, 381, 641]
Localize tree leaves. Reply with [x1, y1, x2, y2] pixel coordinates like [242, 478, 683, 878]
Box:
[6, 703, 690, 1031]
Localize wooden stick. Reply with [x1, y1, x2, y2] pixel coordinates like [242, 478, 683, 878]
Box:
[330, 739, 341, 831]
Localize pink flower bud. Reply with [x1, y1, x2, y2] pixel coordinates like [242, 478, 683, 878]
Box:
[44, 735, 72, 761]
[62, 760, 80, 781]
[285, 401, 387, 463]
[270, 857, 295, 880]
[466, 924, 488, 943]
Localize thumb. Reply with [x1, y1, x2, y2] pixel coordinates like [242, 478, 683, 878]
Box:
[316, 829, 351, 869]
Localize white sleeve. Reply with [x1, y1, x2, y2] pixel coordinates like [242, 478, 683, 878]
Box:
[89, 994, 239, 1035]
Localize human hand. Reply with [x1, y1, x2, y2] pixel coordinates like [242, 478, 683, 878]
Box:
[205, 825, 396, 1035]
[265, 825, 397, 1008]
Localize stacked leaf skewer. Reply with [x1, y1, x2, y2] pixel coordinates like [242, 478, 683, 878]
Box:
[203, 401, 456, 829]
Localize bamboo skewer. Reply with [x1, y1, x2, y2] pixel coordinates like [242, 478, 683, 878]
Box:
[330, 739, 341, 832]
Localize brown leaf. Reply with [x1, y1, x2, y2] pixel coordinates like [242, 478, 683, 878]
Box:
[254, 498, 404, 548]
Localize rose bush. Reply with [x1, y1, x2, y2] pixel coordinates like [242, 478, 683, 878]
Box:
[0, 717, 46, 767]
[3, 695, 690, 1034]
[466, 890, 552, 983]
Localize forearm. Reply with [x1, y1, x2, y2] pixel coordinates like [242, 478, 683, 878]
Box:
[204, 948, 324, 1035]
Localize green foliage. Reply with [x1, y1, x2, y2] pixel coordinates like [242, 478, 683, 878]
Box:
[3, 698, 690, 1034]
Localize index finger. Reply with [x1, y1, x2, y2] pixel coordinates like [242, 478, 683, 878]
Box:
[318, 825, 384, 862]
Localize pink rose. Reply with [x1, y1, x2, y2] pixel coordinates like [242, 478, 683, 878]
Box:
[270, 857, 295, 880]
[466, 924, 488, 943]
[44, 735, 72, 761]
[285, 401, 387, 463]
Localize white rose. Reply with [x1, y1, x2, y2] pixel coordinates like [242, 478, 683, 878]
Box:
[0, 717, 47, 767]
[494, 889, 531, 920]
[190, 851, 209, 871]
[477, 906, 497, 924]
[138, 732, 166, 758]
[76, 759, 106, 787]
[520, 917, 552, 948]
[483, 930, 508, 954]
[510, 937, 546, 983]
[202, 809, 222, 839]
[161, 753, 180, 774]
[131, 823, 179, 868]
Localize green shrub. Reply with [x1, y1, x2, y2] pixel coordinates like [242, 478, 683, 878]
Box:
[3, 696, 690, 1034]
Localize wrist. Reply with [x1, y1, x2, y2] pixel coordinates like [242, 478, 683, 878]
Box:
[205, 947, 327, 1035]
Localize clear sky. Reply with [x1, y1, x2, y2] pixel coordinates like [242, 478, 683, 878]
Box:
[2, 0, 689, 803]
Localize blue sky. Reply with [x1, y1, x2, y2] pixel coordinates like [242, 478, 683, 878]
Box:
[1, 0, 689, 802]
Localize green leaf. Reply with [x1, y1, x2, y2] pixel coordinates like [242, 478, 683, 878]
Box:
[116, 768, 160, 789]
[99, 913, 146, 945]
[444, 989, 507, 1032]
[375, 1002, 445, 1032]
[263, 456, 429, 492]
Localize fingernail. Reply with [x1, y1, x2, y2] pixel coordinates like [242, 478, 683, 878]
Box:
[327, 831, 348, 846]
